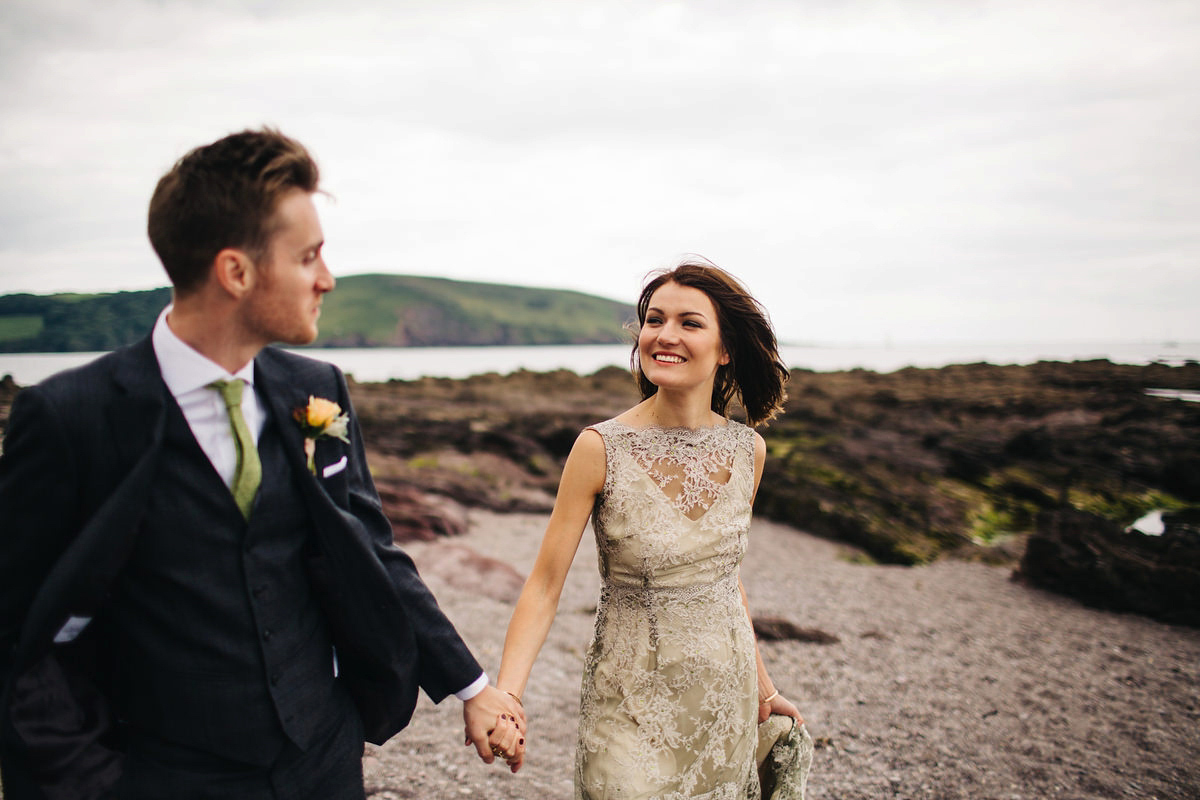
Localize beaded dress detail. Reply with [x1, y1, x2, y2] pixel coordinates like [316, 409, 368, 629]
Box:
[576, 419, 760, 799]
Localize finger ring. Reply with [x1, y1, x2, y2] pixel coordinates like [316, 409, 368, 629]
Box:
[491, 745, 506, 757]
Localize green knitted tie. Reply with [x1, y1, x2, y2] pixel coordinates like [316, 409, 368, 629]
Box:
[209, 379, 262, 520]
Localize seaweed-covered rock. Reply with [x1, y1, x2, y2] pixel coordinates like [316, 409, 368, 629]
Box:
[1016, 509, 1200, 627]
[756, 360, 1200, 564]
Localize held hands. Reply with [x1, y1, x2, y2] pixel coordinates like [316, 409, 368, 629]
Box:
[463, 686, 527, 773]
[487, 710, 525, 773]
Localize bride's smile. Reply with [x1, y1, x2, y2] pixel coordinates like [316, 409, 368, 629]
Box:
[638, 281, 729, 394]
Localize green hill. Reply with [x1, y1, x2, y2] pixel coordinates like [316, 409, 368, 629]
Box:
[0, 274, 635, 353]
[0, 288, 173, 352]
[315, 274, 633, 347]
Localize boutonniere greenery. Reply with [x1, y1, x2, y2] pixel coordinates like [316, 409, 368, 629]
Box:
[294, 396, 350, 473]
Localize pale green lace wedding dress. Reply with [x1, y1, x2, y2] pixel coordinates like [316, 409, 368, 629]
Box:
[576, 419, 762, 799]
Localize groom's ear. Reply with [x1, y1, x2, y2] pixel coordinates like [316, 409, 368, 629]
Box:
[212, 248, 256, 299]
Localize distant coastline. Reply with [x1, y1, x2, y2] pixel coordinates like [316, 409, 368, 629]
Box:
[2, 340, 1196, 387]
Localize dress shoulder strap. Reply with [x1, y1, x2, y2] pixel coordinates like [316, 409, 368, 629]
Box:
[583, 418, 632, 499]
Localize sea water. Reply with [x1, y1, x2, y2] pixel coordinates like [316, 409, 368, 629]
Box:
[1, 341, 1196, 386]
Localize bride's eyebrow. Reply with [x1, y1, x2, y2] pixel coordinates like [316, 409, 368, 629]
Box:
[647, 306, 709, 320]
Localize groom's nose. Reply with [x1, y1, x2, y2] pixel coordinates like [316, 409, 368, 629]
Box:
[317, 261, 335, 293]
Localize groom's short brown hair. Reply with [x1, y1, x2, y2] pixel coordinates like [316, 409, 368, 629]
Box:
[147, 128, 320, 294]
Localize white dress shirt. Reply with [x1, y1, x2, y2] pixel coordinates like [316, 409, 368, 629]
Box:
[149, 306, 488, 702]
[151, 306, 265, 488]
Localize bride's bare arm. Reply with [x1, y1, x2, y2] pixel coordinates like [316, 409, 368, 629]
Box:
[496, 428, 606, 701]
[742, 429, 803, 723]
[739, 578, 804, 724]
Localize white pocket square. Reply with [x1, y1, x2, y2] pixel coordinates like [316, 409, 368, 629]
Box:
[54, 615, 92, 644]
[322, 455, 348, 478]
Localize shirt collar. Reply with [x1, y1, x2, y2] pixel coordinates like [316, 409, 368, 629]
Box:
[152, 305, 256, 397]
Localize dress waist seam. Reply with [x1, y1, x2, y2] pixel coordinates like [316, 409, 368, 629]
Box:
[601, 572, 738, 601]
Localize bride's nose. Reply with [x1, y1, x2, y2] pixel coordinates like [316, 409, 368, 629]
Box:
[656, 322, 681, 345]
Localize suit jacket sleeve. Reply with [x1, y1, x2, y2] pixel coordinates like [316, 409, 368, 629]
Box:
[0, 386, 81, 693]
[327, 366, 483, 703]
[1, 385, 127, 800]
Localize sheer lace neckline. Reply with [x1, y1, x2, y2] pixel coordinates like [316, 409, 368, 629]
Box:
[602, 419, 745, 521]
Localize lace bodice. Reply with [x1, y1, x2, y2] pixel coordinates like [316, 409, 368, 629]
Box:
[575, 419, 762, 799]
[590, 419, 757, 590]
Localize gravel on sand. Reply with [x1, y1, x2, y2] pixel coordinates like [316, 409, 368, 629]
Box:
[366, 510, 1200, 800]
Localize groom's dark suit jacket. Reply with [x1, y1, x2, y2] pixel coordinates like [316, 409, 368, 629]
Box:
[0, 337, 482, 799]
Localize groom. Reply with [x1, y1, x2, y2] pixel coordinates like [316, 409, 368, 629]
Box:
[0, 129, 524, 799]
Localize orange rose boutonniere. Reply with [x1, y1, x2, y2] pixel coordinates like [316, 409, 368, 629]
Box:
[294, 396, 350, 473]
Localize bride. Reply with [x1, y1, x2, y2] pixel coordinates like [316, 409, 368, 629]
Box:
[491, 260, 808, 798]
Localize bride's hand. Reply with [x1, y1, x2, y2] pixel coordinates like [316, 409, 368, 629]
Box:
[760, 692, 804, 725]
[487, 712, 526, 773]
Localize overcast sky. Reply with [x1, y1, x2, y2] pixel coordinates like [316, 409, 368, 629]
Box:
[2, 0, 1198, 344]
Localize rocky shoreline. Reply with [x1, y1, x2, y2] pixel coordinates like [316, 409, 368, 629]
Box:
[344, 360, 1200, 556]
[343, 360, 1200, 621]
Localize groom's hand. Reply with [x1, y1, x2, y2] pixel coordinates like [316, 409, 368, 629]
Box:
[463, 686, 527, 772]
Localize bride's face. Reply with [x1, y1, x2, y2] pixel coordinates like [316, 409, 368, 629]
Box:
[638, 281, 729, 392]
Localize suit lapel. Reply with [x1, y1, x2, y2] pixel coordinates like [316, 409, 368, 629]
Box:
[255, 352, 320, 485]
[254, 351, 359, 535]
[106, 337, 169, 470]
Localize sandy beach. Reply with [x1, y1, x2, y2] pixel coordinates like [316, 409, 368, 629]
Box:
[363, 510, 1200, 800]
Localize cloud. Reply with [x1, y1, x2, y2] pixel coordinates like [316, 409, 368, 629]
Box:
[1, 0, 1198, 344]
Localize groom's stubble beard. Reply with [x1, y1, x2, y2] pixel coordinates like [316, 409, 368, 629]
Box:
[240, 260, 325, 349]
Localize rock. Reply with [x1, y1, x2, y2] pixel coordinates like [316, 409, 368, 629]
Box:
[1015, 509, 1200, 627]
[376, 483, 469, 542]
[752, 616, 840, 644]
[1163, 507, 1200, 540]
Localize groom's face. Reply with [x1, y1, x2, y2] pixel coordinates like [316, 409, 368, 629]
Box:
[243, 189, 335, 346]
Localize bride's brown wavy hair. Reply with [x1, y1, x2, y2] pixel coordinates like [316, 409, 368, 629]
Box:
[630, 259, 789, 427]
